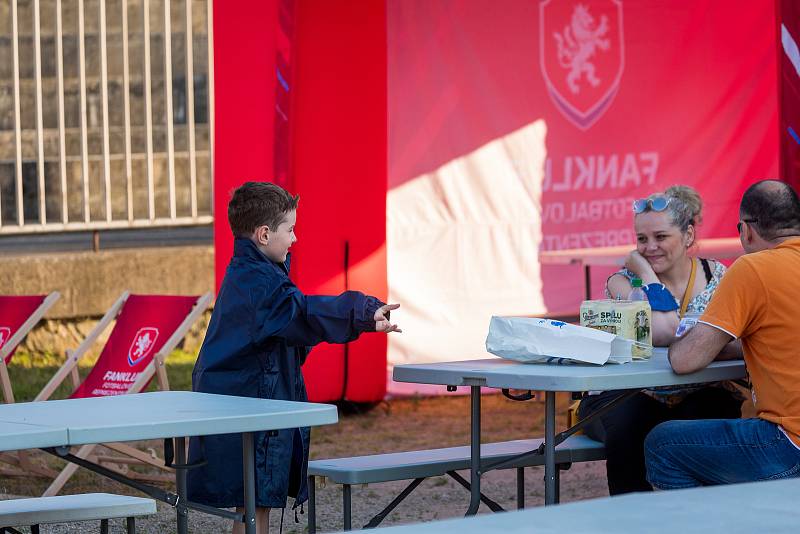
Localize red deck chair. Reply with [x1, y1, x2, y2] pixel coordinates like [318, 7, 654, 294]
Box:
[0, 292, 61, 476]
[36, 291, 212, 496]
[0, 292, 61, 403]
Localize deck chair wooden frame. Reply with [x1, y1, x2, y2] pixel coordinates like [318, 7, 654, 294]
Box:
[0, 292, 61, 478]
[38, 291, 212, 496]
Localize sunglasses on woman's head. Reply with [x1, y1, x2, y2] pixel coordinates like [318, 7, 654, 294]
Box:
[632, 195, 671, 214]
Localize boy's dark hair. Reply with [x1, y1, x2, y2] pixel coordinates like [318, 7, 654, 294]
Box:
[228, 182, 299, 237]
[740, 180, 800, 241]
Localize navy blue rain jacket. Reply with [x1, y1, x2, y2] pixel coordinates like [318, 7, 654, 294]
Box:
[186, 238, 383, 509]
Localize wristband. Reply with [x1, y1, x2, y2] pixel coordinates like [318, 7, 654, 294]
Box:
[641, 283, 679, 312]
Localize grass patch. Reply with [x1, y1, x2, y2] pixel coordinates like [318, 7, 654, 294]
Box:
[6, 349, 197, 402]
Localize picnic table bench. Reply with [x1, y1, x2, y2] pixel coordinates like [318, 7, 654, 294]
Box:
[307, 435, 605, 531]
[0, 493, 156, 533]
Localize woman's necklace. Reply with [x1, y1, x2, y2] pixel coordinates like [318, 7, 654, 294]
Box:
[678, 258, 698, 317]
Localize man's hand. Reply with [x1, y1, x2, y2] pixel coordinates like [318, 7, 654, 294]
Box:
[375, 303, 402, 333]
[668, 322, 735, 374]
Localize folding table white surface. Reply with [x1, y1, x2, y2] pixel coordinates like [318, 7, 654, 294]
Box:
[374, 477, 800, 533]
[0, 421, 68, 452]
[393, 349, 747, 511]
[0, 391, 339, 534]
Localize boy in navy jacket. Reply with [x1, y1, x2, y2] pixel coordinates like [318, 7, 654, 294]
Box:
[187, 182, 400, 533]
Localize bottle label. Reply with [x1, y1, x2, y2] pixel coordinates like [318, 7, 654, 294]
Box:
[580, 299, 652, 358]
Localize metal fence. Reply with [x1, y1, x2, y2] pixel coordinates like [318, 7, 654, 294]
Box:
[0, 0, 214, 234]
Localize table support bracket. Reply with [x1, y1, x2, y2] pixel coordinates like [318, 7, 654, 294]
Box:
[362, 477, 425, 529]
[447, 470, 505, 513]
[481, 389, 639, 475]
[553, 389, 639, 445]
[41, 447, 243, 522]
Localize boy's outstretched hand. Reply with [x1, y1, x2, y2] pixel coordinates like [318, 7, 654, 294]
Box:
[375, 303, 402, 333]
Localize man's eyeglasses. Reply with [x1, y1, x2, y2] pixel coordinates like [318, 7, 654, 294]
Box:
[737, 219, 758, 234]
[632, 195, 671, 214]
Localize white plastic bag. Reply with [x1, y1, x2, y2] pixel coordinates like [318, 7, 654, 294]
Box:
[485, 316, 635, 365]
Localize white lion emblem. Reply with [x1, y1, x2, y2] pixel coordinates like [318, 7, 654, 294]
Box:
[133, 333, 153, 359]
[553, 4, 610, 94]
[127, 327, 159, 366]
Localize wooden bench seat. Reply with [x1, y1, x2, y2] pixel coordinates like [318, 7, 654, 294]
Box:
[0, 493, 156, 534]
[307, 435, 605, 531]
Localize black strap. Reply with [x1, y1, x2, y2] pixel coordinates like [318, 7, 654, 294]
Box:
[502, 389, 535, 401]
[164, 437, 207, 470]
[700, 258, 713, 284]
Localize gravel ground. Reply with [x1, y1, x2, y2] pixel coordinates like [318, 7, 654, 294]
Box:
[1, 393, 610, 533]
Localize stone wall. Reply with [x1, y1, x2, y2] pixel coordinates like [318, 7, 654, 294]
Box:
[0, 244, 214, 358]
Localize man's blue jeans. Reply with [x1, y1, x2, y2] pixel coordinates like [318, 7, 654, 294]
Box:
[645, 418, 800, 489]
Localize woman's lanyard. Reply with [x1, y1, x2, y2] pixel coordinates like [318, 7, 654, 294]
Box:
[679, 258, 697, 319]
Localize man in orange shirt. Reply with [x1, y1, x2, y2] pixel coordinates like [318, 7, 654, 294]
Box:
[645, 180, 800, 488]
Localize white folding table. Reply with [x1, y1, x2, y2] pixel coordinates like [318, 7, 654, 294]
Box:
[372, 477, 800, 533]
[393, 349, 746, 512]
[0, 391, 338, 534]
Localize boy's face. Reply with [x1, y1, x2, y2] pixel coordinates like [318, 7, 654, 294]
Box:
[255, 209, 297, 263]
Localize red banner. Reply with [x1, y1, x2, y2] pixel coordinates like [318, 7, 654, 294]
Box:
[387, 0, 779, 369]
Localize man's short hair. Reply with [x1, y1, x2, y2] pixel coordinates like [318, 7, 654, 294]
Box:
[740, 180, 800, 241]
[227, 182, 299, 238]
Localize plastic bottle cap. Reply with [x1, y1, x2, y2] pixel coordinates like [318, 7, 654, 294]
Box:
[631, 278, 643, 288]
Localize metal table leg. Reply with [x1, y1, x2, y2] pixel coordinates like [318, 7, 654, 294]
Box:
[544, 391, 556, 505]
[466, 385, 481, 515]
[175, 437, 188, 534]
[308, 476, 316, 534]
[343, 484, 352, 530]
[242, 432, 257, 534]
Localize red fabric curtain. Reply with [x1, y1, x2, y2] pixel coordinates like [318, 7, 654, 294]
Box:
[291, 0, 388, 403]
[213, 0, 388, 402]
[780, 0, 800, 189]
[212, 0, 281, 290]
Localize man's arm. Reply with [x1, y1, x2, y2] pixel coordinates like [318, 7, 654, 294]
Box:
[717, 339, 744, 361]
[668, 323, 735, 374]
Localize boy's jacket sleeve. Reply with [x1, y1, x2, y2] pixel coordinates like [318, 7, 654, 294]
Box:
[252, 281, 383, 347]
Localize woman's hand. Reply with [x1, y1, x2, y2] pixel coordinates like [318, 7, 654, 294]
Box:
[624, 250, 658, 283]
[375, 303, 402, 333]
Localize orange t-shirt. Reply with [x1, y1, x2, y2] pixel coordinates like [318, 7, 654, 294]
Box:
[700, 237, 800, 447]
